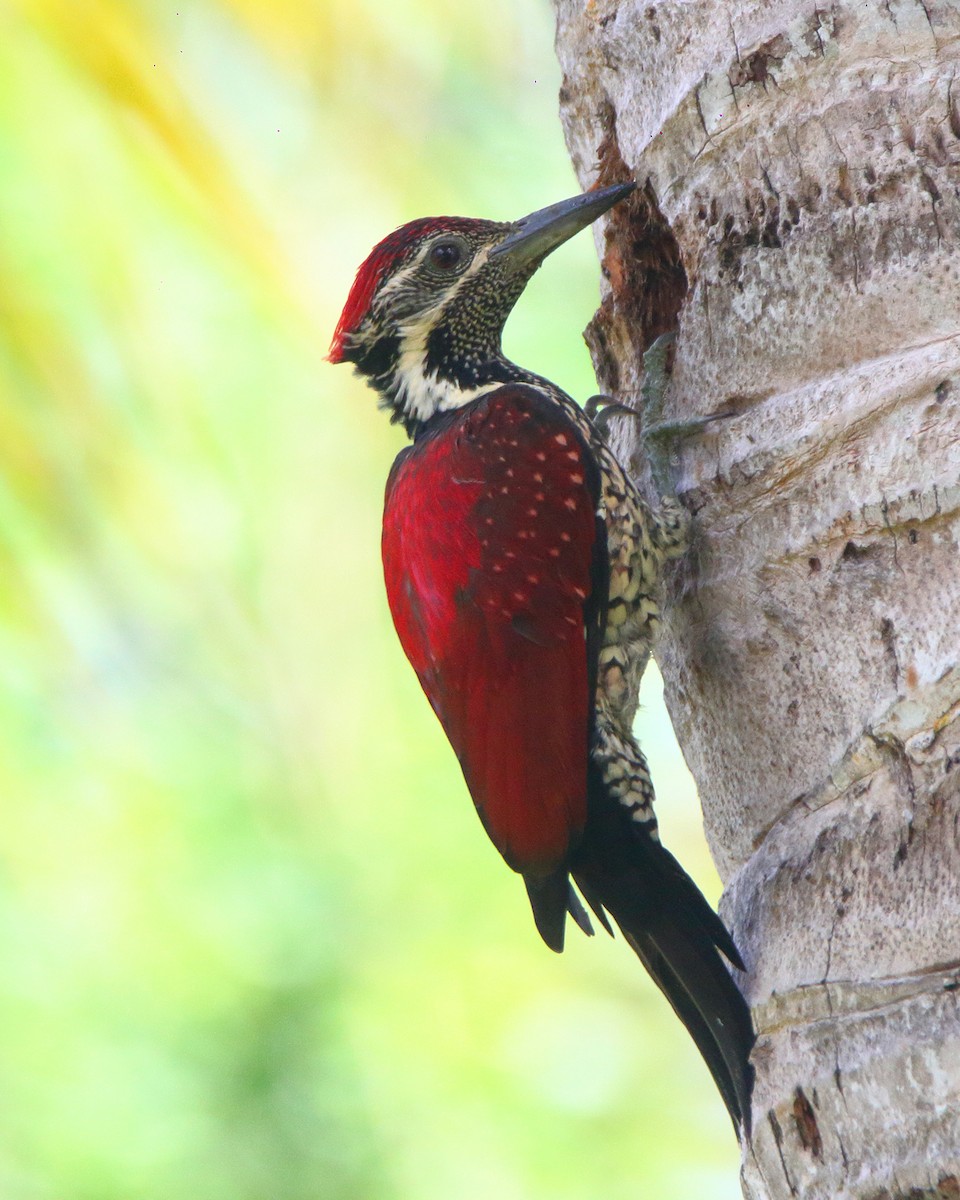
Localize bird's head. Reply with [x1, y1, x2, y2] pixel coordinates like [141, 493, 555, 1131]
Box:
[328, 182, 635, 434]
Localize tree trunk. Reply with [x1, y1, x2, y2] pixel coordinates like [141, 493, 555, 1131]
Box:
[553, 1, 960, 1196]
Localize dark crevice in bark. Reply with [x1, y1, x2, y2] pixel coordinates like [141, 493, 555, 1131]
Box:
[792, 1086, 824, 1160]
[868, 1176, 960, 1200]
[768, 1110, 799, 1197]
[583, 98, 689, 394]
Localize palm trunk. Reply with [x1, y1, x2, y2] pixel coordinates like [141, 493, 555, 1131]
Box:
[553, 1, 960, 1195]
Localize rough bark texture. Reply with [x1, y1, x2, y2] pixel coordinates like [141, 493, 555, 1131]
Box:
[553, 1, 960, 1196]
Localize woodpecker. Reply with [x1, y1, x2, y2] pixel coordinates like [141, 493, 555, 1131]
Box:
[329, 183, 754, 1134]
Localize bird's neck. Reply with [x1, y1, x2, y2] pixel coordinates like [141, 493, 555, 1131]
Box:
[356, 333, 549, 439]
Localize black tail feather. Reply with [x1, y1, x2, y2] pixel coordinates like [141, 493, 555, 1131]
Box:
[571, 799, 755, 1137]
[566, 882, 597, 938]
[577, 877, 614, 937]
[524, 870, 570, 952]
[622, 916, 754, 1136]
[524, 871, 602, 949]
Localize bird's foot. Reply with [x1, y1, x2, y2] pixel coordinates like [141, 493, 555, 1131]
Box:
[640, 333, 692, 496]
[586, 333, 732, 494]
[584, 392, 634, 436]
[639, 330, 676, 433]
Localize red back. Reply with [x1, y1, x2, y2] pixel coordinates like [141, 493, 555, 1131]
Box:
[381, 385, 601, 876]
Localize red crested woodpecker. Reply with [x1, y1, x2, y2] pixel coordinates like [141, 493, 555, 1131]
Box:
[329, 183, 754, 1135]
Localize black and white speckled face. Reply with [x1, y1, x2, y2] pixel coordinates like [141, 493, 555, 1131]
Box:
[331, 217, 537, 433]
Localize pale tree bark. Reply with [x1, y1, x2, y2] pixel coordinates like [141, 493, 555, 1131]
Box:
[553, 1, 960, 1196]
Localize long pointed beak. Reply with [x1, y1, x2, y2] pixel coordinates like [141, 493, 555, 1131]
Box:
[490, 182, 635, 270]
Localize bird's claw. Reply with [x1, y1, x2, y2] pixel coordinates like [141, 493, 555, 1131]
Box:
[639, 331, 676, 431]
[642, 334, 737, 494]
[586, 333, 731, 495]
[584, 393, 635, 436]
[639, 333, 684, 495]
[584, 333, 678, 437]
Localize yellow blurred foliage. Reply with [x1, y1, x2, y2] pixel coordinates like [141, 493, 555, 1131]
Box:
[0, 3, 738, 1198]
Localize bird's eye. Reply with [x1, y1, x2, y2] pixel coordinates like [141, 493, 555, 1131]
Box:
[429, 240, 464, 271]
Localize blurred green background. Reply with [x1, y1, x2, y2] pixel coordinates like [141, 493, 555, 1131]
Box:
[0, 0, 741, 1196]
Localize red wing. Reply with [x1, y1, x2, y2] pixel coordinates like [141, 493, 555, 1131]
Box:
[382, 386, 602, 876]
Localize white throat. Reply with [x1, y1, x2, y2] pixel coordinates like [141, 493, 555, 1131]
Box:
[390, 323, 501, 424]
